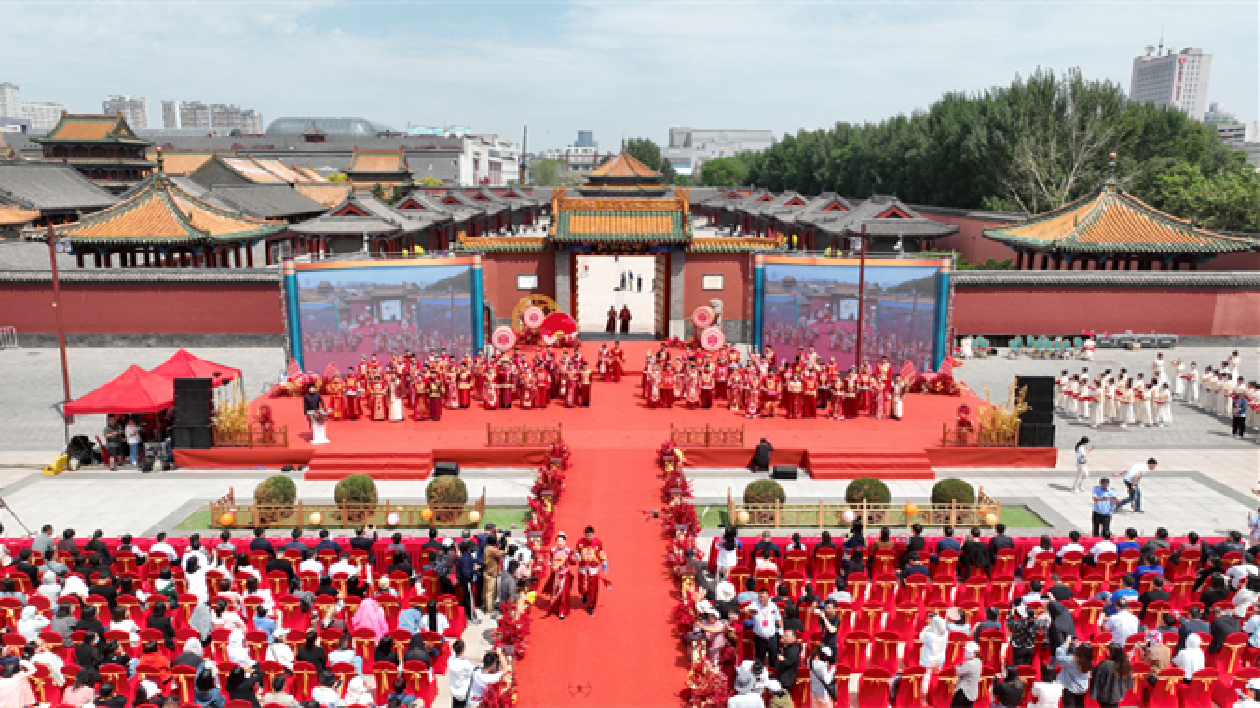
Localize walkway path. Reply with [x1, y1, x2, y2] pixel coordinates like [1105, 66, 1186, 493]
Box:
[513, 447, 685, 706]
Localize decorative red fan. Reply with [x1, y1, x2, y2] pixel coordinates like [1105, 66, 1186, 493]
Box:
[699, 326, 726, 351]
[491, 326, 517, 352]
[539, 312, 577, 337]
[286, 358, 303, 381]
[522, 306, 545, 329]
[692, 305, 716, 328]
[323, 361, 339, 382]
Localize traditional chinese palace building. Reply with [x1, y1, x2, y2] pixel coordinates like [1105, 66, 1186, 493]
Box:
[982, 178, 1254, 270]
[32, 114, 156, 194]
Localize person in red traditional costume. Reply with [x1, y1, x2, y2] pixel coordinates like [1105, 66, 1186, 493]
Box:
[699, 365, 716, 409]
[578, 362, 593, 407]
[574, 526, 608, 617]
[597, 344, 610, 382]
[412, 370, 429, 420]
[496, 360, 513, 409]
[856, 363, 875, 415]
[535, 366, 550, 408]
[325, 374, 345, 421]
[713, 359, 728, 402]
[820, 358, 837, 414]
[357, 355, 370, 380]
[618, 306, 631, 334]
[564, 366, 580, 408]
[646, 366, 661, 408]
[745, 372, 761, 418]
[457, 364, 472, 409]
[544, 531, 576, 619]
[802, 370, 818, 419]
[426, 374, 444, 421]
[728, 367, 744, 412]
[843, 368, 861, 419]
[369, 377, 388, 421]
[343, 368, 361, 420]
[684, 366, 701, 408]
[520, 369, 535, 410]
[483, 370, 498, 410]
[763, 346, 776, 368]
[762, 373, 780, 418]
[609, 342, 624, 383]
[660, 365, 676, 408]
[785, 373, 802, 419]
[605, 306, 617, 334]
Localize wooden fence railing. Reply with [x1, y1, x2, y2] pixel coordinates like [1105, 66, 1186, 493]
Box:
[486, 423, 562, 447]
[210, 487, 487, 529]
[670, 423, 744, 447]
[213, 426, 289, 448]
[726, 487, 1002, 528]
[940, 422, 1019, 447]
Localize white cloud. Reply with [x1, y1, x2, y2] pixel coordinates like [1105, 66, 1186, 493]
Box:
[1, 1, 1254, 150]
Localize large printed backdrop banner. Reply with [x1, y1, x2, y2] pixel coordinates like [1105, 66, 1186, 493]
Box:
[290, 258, 478, 374]
[759, 256, 948, 372]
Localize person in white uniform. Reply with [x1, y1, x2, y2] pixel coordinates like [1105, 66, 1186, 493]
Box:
[1119, 380, 1135, 428]
[1152, 354, 1167, 388]
[1172, 359, 1186, 399]
[1188, 362, 1201, 404]
[1134, 376, 1152, 427]
[1090, 380, 1107, 428]
[1073, 437, 1094, 493]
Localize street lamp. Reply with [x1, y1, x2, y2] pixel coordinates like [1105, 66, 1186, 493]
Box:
[46, 226, 73, 445]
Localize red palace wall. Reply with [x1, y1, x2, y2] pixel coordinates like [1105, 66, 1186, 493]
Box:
[480, 252, 556, 321]
[683, 253, 751, 320]
[954, 287, 1260, 336]
[0, 280, 282, 334]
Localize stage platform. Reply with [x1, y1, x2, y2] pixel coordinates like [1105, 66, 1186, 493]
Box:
[175, 372, 1052, 481]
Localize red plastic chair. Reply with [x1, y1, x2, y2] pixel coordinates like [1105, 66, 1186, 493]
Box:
[1148, 665, 1182, 708]
[170, 664, 197, 704]
[895, 666, 927, 707]
[856, 667, 891, 706]
[991, 548, 1016, 578]
[977, 628, 1004, 670]
[871, 631, 899, 673]
[840, 630, 871, 667]
[812, 548, 838, 578]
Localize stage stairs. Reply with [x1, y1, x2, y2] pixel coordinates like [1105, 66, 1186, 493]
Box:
[304, 450, 432, 481]
[808, 449, 934, 480]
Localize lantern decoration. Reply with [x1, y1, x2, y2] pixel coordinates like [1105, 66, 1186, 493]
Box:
[420, 508, 433, 521]
[691, 305, 716, 329]
[386, 512, 401, 526]
[522, 306, 545, 329]
[903, 502, 919, 518]
[469, 510, 482, 525]
[308, 511, 323, 525]
[219, 511, 236, 527]
[736, 510, 750, 526]
[699, 327, 726, 352]
[842, 509, 856, 523]
[984, 512, 999, 526]
[491, 326, 517, 352]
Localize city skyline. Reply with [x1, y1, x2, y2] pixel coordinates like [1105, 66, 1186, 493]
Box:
[2, 1, 1256, 151]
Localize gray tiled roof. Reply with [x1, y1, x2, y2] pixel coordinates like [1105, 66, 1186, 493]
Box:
[210, 185, 329, 219]
[0, 160, 117, 212]
[288, 192, 441, 236]
[119, 175, 234, 210]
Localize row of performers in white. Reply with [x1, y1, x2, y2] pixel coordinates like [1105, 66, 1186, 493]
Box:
[1056, 373, 1176, 428]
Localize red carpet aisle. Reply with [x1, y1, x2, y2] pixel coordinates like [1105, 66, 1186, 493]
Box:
[513, 447, 686, 706]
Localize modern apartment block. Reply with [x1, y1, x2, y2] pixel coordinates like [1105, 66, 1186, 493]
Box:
[102, 95, 148, 128]
[1129, 44, 1212, 120]
[0, 82, 67, 130]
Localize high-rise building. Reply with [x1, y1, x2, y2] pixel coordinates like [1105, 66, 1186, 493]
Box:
[0, 82, 67, 129]
[161, 99, 261, 133]
[102, 95, 148, 128]
[576, 130, 595, 148]
[1129, 44, 1212, 120]
[663, 127, 775, 176]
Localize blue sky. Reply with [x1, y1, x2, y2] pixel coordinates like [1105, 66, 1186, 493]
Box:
[4, 0, 1255, 150]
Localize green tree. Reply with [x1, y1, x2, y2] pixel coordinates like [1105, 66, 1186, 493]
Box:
[327, 172, 348, 182]
[625, 137, 678, 183]
[1145, 161, 1260, 232]
[699, 156, 747, 186]
[418, 175, 443, 187]
[371, 183, 386, 201]
[529, 159, 563, 186]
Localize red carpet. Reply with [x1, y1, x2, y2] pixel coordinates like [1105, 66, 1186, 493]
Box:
[512, 447, 686, 706]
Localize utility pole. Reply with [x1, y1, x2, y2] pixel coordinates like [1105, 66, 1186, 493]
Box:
[46, 224, 72, 446]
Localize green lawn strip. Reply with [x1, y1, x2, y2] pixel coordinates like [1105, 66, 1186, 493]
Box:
[176, 506, 529, 530]
[697, 504, 1048, 530]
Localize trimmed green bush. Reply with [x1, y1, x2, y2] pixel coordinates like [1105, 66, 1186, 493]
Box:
[254, 475, 297, 506]
[334, 474, 378, 505]
[427, 476, 469, 506]
[743, 479, 786, 505]
[845, 477, 891, 504]
[932, 478, 975, 505]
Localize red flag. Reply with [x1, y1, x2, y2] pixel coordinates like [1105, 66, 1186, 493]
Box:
[901, 360, 916, 381]
[286, 358, 302, 381]
[938, 357, 955, 378]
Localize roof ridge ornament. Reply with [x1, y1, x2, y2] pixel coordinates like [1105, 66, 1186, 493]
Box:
[1106, 151, 1117, 193]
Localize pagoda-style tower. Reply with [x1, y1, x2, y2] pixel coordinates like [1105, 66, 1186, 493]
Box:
[576, 152, 670, 197]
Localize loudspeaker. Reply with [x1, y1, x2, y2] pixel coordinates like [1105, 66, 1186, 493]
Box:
[434, 461, 460, 476]
[1018, 410, 1055, 425]
[771, 466, 798, 480]
[171, 425, 213, 449]
[1015, 376, 1055, 405]
[173, 378, 213, 426]
[1017, 422, 1055, 448]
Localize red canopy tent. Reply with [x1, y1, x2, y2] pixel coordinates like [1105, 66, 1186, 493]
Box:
[63, 365, 175, 415]
[148, 349, 241, 386]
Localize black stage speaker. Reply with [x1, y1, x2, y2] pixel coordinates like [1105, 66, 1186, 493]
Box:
[173, 378, 213, 426]
[1015, 376, 1055, 408]
[434, 462, 460, 476]
[171, 425, 213, 449]
[1017, 423, 1055, 448]
[771, 466, 798, 480]
[1018, 410, 1055, 426]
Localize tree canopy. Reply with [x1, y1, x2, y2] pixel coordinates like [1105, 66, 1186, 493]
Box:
[625, 137, 678, 183]
[720, 67, 1258, 231]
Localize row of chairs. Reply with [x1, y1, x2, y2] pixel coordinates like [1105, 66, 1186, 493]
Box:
[1008, 335, 1085, 359]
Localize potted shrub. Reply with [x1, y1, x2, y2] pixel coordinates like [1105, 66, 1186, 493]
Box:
[254, 475, 297, 525]
[845, 477, 891, 525]
[931, 478, 975, 524]
[744, 479, 785, 526]
[334, 474, 378, 523]
[427, 476, 469, 524]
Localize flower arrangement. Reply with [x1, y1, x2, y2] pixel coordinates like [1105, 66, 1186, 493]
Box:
[478, 680, 517, 708]
[548, 441, 572, 471]
[680, 657, 731, 708]
[494, 599, 532, 658]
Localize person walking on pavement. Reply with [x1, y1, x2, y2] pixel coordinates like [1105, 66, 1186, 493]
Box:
[1092, 478, 1119, 537]
[1114, 458, 1156, 514]
[1073, 437, 1094, 493]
